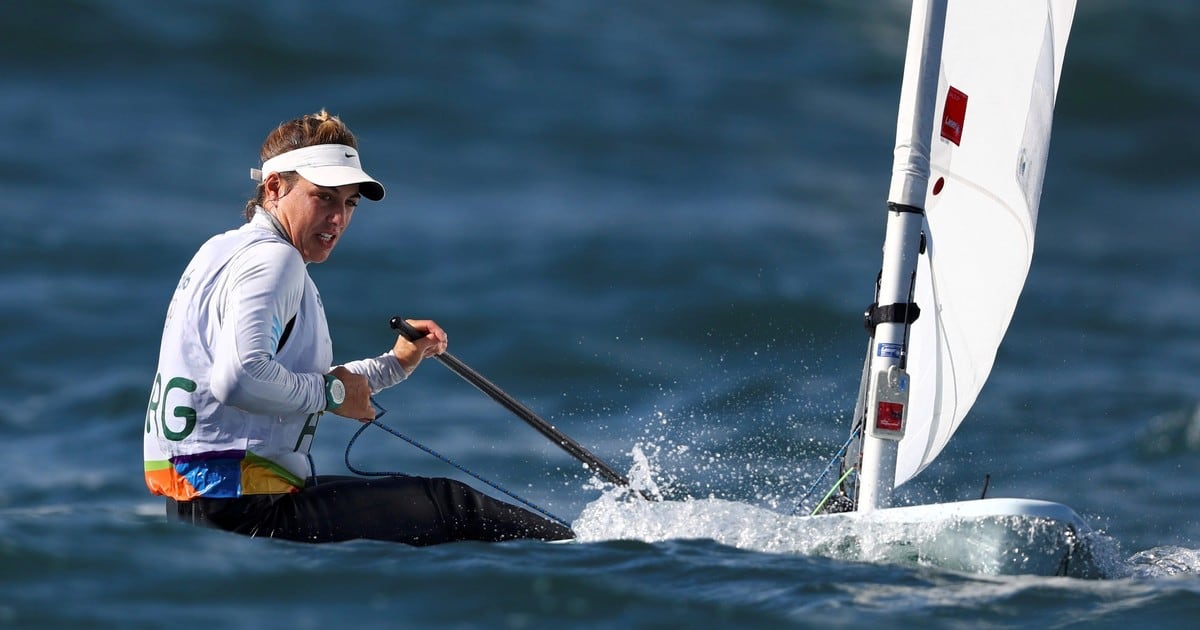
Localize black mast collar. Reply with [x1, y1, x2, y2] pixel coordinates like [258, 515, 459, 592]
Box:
[864, 301, 922, 335]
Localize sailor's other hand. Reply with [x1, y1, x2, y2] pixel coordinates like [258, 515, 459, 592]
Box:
[392, 318, 448, 373]
[328, 366, 374, 422]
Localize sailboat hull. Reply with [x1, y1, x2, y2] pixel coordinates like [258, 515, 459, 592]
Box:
[804, 498, 1097, 577]
[574, 494, 1100, 577]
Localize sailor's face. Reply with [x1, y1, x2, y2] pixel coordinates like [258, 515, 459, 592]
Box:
[271, 175, 360, 263]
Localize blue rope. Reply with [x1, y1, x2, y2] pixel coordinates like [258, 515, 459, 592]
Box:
[344, 399, 571, 529]
[790, 428, 860, 516]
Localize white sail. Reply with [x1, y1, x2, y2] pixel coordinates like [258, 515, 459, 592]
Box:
[894, 0, 1076, 486]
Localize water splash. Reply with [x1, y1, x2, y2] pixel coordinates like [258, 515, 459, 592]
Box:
[625, 443, 663, 500]
[572, 445, 1118, 577]
[1126, 546, 1200, 577]
[607, 391, 846, 512]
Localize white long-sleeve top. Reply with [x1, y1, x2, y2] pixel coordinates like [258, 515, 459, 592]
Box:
[144, 209, 406, 499]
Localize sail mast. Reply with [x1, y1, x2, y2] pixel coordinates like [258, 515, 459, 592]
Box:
[855, 0, 947, 511]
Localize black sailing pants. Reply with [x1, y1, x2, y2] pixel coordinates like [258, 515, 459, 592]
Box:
[166, 474, 575, 546]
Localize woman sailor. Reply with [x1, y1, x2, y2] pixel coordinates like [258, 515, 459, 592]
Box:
[143, 110, 574, 545]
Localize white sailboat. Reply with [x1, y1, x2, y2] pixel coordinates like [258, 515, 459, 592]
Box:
[578, 0, 1099, 577]
[814, 0, 1095, 576]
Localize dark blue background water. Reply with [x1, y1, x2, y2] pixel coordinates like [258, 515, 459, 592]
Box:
[2, 1, 1198, 627]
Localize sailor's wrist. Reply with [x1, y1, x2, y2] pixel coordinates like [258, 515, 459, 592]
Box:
[324, 373, 345, 411]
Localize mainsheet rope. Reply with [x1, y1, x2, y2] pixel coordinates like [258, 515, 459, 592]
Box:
[790, 428, 860, 516]
[344, 398, 572, 530]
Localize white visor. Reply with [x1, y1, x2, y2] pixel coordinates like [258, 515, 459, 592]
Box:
[250, 143, 385, 201]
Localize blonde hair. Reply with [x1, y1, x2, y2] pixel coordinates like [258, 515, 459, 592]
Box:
[243, 109, 360, 221]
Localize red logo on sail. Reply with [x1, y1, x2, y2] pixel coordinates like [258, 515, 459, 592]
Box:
[941, 86, 968, 146]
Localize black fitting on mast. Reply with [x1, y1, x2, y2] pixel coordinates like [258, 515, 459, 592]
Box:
[887, 202, 925, 215]
[863, 301, 922, 336]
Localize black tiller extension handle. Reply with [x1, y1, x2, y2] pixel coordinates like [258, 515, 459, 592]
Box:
[390, 316, 647, 496]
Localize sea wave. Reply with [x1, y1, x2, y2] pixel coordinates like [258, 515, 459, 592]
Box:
[1135, 403, 1200, 457]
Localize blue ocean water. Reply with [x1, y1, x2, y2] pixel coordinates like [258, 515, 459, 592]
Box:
[2, 0, 1199, 627]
